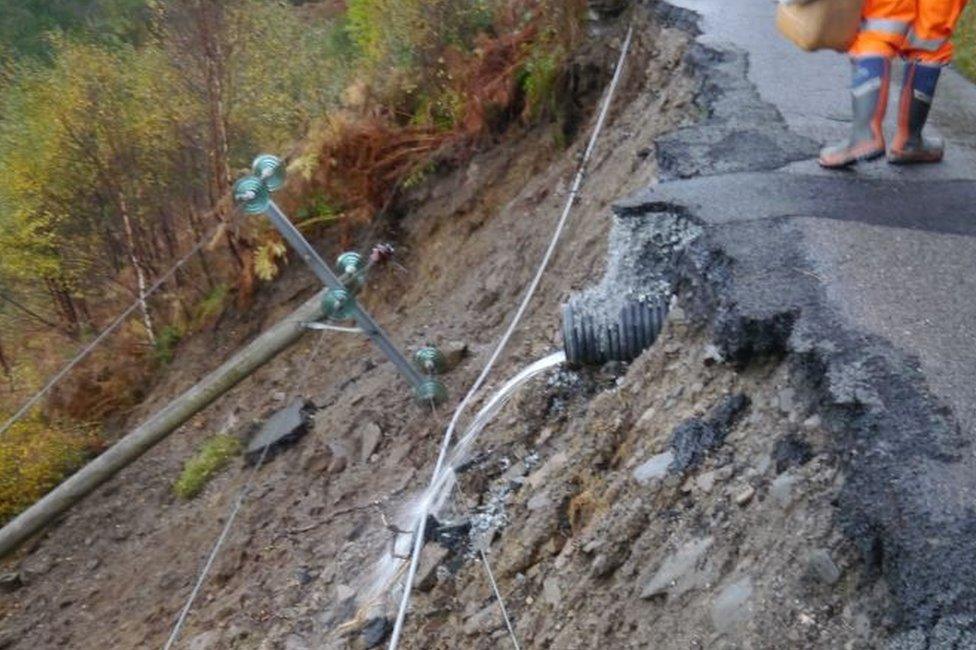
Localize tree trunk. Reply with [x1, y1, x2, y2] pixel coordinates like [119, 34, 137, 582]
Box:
[198, 3, 231, 213]
[195, 0, 253, 287]
[0, 336, 12, 387]
[118, 192, 157, 346]
[45, 278, 81, 339]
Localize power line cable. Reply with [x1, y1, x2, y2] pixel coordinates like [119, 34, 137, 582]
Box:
[0, 225, 222, 437]
[387, 25, 635, 649]
[163, 329, 328, 650]
[480, 547, 521, 650]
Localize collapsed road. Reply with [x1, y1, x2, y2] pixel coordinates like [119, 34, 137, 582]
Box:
[621, 0, 976, 646]
[2, 2, 975, 648]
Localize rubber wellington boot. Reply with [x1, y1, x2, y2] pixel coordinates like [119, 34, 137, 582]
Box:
[888, 61, 944, 164]
[819, 57, 891, 169]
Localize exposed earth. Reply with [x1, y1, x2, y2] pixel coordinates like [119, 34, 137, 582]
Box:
[2, 2, 976, 649]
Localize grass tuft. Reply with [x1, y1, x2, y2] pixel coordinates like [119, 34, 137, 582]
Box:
[173, 434, 242, 500]
[956, 6, 976, 81]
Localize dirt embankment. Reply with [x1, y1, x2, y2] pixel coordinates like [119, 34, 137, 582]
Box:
[0, 5, 699, 649]
[5, 1, 949, 647]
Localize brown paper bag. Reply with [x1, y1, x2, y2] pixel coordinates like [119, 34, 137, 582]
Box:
[776, 0, 864, 52]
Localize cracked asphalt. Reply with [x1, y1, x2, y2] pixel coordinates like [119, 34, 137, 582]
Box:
[657, 0, 976, 435]
[617, 0, 976, 644]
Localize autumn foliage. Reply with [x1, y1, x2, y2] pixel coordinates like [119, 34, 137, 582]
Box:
[0, 0, 588, 520]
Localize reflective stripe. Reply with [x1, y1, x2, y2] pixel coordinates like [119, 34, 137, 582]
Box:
[913, 89, 933, 104]
[861, 18, 910, 35]
[852, 76, 883, 97]
[906, 30, 947, 52]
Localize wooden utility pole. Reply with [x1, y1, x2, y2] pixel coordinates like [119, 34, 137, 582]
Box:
[0, 290, 326, 558]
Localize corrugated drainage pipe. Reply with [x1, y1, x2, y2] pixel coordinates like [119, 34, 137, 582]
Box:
[562, 299, 669, 366]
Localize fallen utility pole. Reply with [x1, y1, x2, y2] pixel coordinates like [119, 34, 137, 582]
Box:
[0, 291, 326, 559]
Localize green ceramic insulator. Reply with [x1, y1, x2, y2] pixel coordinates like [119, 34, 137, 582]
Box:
[251, 154, 286, 192]
[415, 378, 448, 406]
[413, 346, 447, 375]
[321, 288, 355, 321]
[233, 176, 270, 214]
[336, 251, 366, 276]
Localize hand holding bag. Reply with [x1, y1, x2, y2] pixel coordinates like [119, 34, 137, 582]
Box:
[776, 0, 864, 52]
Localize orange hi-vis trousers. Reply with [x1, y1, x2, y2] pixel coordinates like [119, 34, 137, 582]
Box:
[850, 0, 970, 63]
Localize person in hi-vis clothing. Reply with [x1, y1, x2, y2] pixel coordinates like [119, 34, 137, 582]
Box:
[820, 0, 970, 168]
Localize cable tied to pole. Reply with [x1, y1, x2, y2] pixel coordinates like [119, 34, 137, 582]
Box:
[387, 24, 635, 650]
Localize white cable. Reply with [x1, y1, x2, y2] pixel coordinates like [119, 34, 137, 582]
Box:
[161, 445, 266, 650]
[480, 548, 521, 650]
[163, 330, 327, 649]
[0, 225, 221, 437]
[388, 26, 635, 649]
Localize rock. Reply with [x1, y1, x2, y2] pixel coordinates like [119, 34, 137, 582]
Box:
[803, 415, 822, 430]
[417, 544, 450, 592]
[527, 452, 568, 489]
[591, 554, 611, 577]
[186, 630, 221, 650]
[640, 537, 714, 599]
[327, 441, 350, 474]
[770, 473, 799, 510]
[284, 635, 311, 650]
[702, 344, 725, 366]
[361, 617, 391, 648]
[635, 406, 657, 431]
[464, 605, 501, 636]
[633, 451, 673, 484]
[710, 578, 754, 633]
[301, 445, 333, 474]
[696, 471, 717, 493]
[246, 399, 313, 464]
[527, 492, 552, 511]
[772, 434, 813, 473]
[86, 559, 101, 572]
[20, 555, 54, 584]
[441, 341, 470, 372]
[294, 566, 315, 586]
[358, 422, 382, 464]
[670, 394, 750, 473]
[0, 572, 22, 594]
[543, 576, 561, 606]
[335, 584, 355, 602]
[109, 525, 129, 542]
[328, 455, 348, 475]
[807, 549, 842, 585]
[777, 387, 796, 413]
[734, 486, 756, 506]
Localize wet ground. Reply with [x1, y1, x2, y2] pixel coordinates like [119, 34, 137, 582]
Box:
[630, 1, 976, 645]
[3, 2, 976, 649]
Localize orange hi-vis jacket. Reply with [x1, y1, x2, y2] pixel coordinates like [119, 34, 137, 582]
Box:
[850, 0, 970, 63]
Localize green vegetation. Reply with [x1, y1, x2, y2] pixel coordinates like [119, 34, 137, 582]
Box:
[956, 5, 976, 81]
[0, 415, 97, 523]
[0, 0, 585, 523]
[173, 434, 243, 500]
[0, 0, 153, 60]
